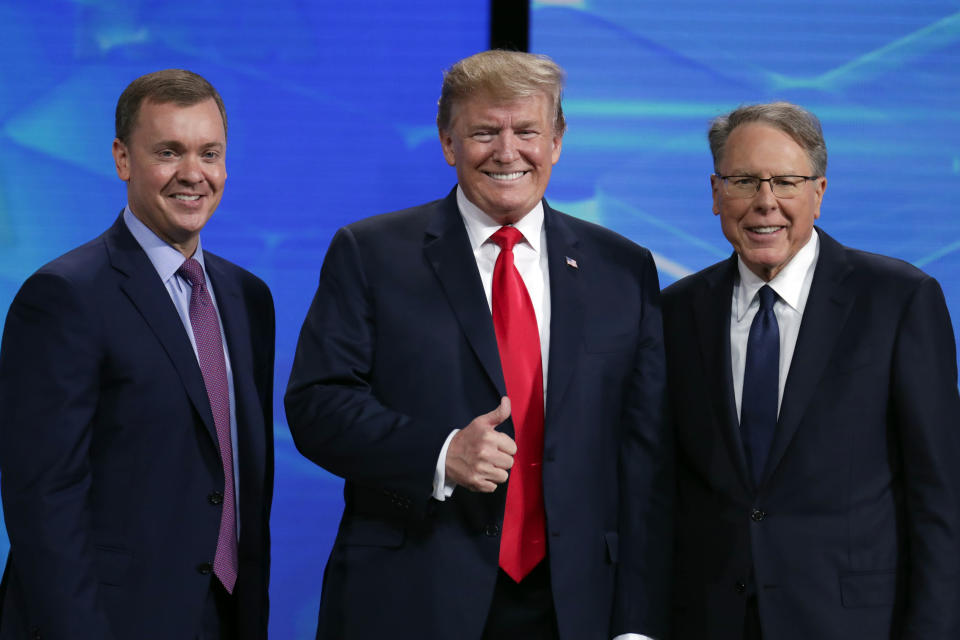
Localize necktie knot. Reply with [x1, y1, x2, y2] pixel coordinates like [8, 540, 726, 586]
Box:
[177, 258, 206, 289]
[758, 285, 777, 312]
[491, 226, 524, 253]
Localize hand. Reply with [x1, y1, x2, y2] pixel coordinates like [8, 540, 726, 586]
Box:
[445, 397, 516, 492]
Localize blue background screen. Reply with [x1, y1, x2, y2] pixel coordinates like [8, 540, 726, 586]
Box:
[0, 1, 957, 636]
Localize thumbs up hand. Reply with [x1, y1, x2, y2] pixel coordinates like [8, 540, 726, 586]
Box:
[445, 397, 516, 493]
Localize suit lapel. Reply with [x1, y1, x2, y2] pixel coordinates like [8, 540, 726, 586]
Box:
[696, 257, 753, 491]
[542, 205, 583, 430]
[104, 215, 218, 446]
[761, 229, 855, 484]
[205, 255, 266, 499]
[422, 191, 506, 399]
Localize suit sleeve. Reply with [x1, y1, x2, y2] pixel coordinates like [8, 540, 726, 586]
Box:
[284, 227, 446, 510]
[611, 250, 674, 639]
[893, 276, 960, 637]
[0, 272, 115, 639]
[251, 278, 276, 637]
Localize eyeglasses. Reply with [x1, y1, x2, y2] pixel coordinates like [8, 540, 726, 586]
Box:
[716, 174, 819, 199]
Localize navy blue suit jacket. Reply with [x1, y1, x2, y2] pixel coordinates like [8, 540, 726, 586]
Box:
[285, 190, 672, 640]
[0, 215, 275, 639]
[662, 228, 960, 639]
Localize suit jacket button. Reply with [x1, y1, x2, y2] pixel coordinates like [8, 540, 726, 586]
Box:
[208, 491, 224, 505]
[735, 581, 746, 593]
[197, 562, 214, 575]
[484, 524, 500, 537]
[750, 508, 766, 522]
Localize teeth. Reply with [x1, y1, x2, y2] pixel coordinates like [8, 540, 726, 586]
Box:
[487, 171, 525, 181]
[750, 226, 781, 234]
[173, 195, 200, 201]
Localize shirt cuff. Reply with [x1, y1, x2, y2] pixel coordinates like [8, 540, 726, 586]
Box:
[613, 634, 655, 640]
[431, 429, 460, 501]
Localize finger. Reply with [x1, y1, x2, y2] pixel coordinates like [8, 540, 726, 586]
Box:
[482, 396, 510, 428]
[474, 478, 498, 493]
[476, 461, 509, 486]
[494, 432, 517, 456]
[484, 448, 514, 471]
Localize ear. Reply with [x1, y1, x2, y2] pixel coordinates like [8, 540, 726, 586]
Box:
[438, 129, 457, 167]
[812, 176, 827, 220]
[112, 138, 130, 181]
[550, 133, 563, 165]
[710, 174, 721, 215]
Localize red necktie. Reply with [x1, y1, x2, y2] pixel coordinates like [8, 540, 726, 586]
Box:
[490, 226, 546, 582]
[177, 258, 238, 593]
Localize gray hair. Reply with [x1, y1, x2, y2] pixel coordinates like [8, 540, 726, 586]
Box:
[708, 101, 826, 176]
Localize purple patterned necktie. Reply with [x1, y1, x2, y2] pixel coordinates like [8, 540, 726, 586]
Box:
[177, 258, 238, 594]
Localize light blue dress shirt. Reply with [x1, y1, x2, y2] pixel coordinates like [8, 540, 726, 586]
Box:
[122, 207, 241, 535]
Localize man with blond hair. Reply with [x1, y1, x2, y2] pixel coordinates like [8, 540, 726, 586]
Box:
[286, 50, 671, 640]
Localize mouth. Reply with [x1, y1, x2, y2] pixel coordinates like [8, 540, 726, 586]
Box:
[171, 194, 202, 202]
[484, 170, 528, 182]
[747, 225, 784, 235]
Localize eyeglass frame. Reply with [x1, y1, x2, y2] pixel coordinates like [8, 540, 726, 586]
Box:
[714, 174, 821, 199]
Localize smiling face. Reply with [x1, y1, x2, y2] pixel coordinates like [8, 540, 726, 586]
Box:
[112, 98, 227, 257]
[439, 91, 562, 224]
[712, 122, 827, 281]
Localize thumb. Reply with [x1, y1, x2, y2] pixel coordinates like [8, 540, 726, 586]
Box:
[483, 396, 511, 428]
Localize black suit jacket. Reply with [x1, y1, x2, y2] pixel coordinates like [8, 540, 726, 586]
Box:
[285, 189, 672, 639]
[662, 228, 960, 639]
[0, 215, 275, 639]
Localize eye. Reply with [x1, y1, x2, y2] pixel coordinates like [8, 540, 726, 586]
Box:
[772, 177, 800, 187]
[202, 150, 221, 160]
[157, 149, 177, 159]
[516, 129, 538, 139]
[472, 131, 494, 142]
[730, 177, 757, 187]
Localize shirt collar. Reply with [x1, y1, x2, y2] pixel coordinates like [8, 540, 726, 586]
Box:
[735, 229, 819, 321]
[122, 206, 205, 284]
[456, 185, 544, 255]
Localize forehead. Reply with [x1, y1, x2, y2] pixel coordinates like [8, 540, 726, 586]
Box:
[450, 91, 552, 127]
[131, 98, 226, 142]
[721, 122, 811, 173]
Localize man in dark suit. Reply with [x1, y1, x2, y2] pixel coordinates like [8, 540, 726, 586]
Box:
[285, 50, 671, 640]
[0, 69, 275, 639]
[663, 101, 960, 639]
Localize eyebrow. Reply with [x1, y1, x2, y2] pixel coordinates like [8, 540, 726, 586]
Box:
[724, 168, 804, 176]
[152, 140, 225, 151]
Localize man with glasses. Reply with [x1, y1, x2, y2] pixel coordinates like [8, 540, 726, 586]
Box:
[662, 101, 960, 639]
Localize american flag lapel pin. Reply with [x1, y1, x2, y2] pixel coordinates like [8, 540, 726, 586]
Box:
[565, 256, 578, 269]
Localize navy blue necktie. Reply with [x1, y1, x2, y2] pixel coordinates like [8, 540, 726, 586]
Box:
[741, 285, 780, 484]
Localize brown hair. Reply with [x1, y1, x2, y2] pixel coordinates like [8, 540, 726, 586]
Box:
[437, 50, 566, 135]
[115, 69, 227, 142]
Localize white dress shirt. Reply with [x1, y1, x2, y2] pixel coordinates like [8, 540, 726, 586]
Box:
[430, 190, 654, 640]
[432, 186, 551, 500]
[731, 230, 820, 419]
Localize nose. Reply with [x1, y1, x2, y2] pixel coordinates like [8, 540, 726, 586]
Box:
[752, 179, 778, 211]
[176, 154, 204, 184]
[492, 133, 518, 163]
